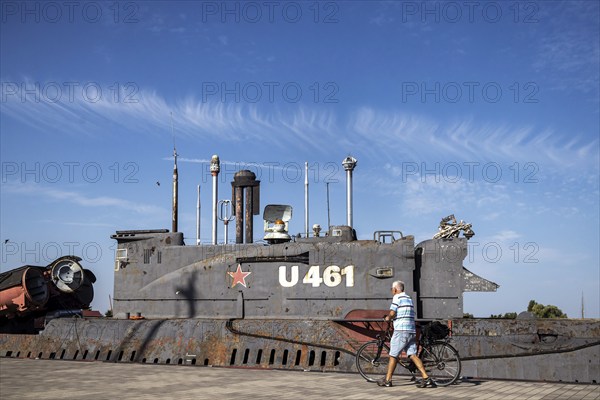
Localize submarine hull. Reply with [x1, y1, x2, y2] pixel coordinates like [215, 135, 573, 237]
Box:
[0, 317, 598, 383]
[1, 230, 598, 384]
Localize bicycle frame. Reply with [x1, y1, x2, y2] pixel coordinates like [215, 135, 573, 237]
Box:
[355, 322, 461, 386]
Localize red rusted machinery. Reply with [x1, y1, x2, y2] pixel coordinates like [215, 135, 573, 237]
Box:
[0, 256, 95, 332]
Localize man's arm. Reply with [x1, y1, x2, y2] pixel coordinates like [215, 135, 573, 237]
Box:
[384, 310, 396, 322]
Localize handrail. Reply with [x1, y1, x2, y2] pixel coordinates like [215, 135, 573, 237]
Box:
[373, 231, 404, 243]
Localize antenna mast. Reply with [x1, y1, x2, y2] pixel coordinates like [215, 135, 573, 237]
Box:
[326, 182, 331, 229]
[171, 112, 178, 233]
[196, 185, 201, 245]
[304, 162, 309, 237]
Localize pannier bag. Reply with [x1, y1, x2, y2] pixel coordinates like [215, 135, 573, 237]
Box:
[423, 321, 450, 340]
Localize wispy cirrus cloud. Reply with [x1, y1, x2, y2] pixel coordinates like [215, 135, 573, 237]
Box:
[2, 81, 597, 171]
[349, 107, 598, 170]
[2, 182, 164, 214]
[0, 80, 339, 153]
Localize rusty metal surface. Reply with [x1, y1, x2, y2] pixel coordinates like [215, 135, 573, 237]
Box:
[453, 318, 600, 358]
[0, 318, 357, 370]
[1, 317, 598, 383]
[452, 318, 600, 383]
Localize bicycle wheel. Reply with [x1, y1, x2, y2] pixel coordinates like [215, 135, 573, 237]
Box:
[420, 342, 461, 386]
[355, 340, 390, 382]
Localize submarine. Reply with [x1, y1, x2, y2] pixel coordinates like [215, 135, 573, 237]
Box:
[1, 154, 598, 384]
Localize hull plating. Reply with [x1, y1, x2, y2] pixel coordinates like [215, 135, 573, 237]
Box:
[1, 318, 598, 383]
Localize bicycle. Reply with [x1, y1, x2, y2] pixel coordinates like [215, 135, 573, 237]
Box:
[355, 321, 462, 386]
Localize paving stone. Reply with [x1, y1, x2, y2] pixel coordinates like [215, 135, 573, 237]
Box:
[0, 358, 598, 400]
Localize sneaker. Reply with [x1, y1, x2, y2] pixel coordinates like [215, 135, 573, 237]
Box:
[418, 377, 436, 388]
[376, 378, 393, 387]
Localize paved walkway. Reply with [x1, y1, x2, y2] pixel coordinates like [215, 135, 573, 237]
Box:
[0, 358, 598, 400]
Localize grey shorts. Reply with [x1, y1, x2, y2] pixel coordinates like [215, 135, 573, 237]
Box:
[389, 330, 417, 358]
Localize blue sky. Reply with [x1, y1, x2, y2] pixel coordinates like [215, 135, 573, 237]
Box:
[1, 1, 598, 318]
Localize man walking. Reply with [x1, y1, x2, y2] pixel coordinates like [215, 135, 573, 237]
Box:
[377, 280, 436, 388]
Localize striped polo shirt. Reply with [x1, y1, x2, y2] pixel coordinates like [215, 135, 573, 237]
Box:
[390, 292, 416, 332]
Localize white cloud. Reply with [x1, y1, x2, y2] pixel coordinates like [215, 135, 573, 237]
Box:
[491, 230, 521, 242]
[2, 183, 164, 214]
[2, 81, 597, 172]
[349, 108, 598, 170]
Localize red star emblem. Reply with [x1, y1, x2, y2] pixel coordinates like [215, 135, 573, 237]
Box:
[228, 264, 251, 288]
